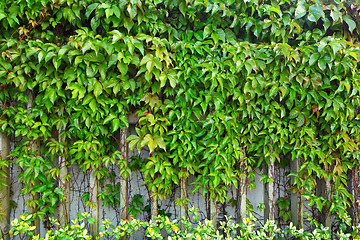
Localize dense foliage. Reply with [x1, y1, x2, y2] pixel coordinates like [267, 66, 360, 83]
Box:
[1, 0, 360, 236]
[9, 210, 360, 239]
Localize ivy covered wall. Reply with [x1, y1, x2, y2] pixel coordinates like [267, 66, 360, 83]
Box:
[1, 0, 360, 238]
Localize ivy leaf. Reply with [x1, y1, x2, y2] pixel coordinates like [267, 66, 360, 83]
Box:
[89, 99, 97, 112]
[50, 194, 57, 206]
[297, 113, 306, 127]
[93, 82, 103, 98]
[168, 70, 178, 88]
[85, 3, 98, 18]
[87, 217, 96, 225]
[103, 114, 116, 124]
[295, 4, 306, 19]
[179, 1, 186, 17]
[309, 53, 320, 66]
[112, 118, 120, 132]
[343, 15, 356, 33]
[54, 188, 64, 199]
[203, 25, 212, 39]
[154, 135, 166, 151]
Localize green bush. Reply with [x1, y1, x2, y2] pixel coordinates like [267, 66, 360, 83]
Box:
[9, 209, 360, 240]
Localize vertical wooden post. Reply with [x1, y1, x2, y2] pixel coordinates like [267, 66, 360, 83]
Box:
[290, 158, 303, 229]
[236, 150, 247, 226]
[236, 171, 247, 225]
[58, 124, 70, 227]
[89, 168, 99, 237]
[0, 130, 10, 240]
[210, 197, 217, 228]
[27, 90, 40, 236]
[264, 157, 275, 222]
[180, 173, 188, 228]
[349, 166, 359, 226]
[316, 166, 331, 231]
[119, 127, 128, 221]
[150, 190, 158, 220]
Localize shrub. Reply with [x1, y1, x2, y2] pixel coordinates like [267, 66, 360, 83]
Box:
[10, 209, 360, 240]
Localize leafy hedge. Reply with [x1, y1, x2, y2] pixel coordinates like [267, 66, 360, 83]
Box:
[1, 0, 360, 234]
[9, 210, 360, 240]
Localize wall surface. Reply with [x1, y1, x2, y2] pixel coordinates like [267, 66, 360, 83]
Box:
[7, 125, 307, 239]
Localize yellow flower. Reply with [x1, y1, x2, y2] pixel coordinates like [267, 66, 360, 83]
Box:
[172, 226, 180, 232]
[196, 234, 201, 240]
[165, 220, 171, 225]
[149, 227, 154, 235]
[9, 230, 13, 235]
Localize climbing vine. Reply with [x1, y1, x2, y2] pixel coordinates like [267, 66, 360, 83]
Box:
[1, 0, 360, 236]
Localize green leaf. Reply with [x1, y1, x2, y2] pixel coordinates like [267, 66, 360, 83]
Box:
[112, 118, 120, 132]
[88, 217, 96, 224]
[343, 15, 356, 33]
[89, 99, 97, 112]
[93, 82, 103, 98]
[120, 115, 129, 128]
[297, 113, 305, 127]
[289, 108, 299, 119]
[269, 86, 278, 97]
[154, 135, 166, 151]
[216, 28, 225, 42]
[50, 194, 57, 206]
[33, 184, 47, 193]
[203, 25, 212, 39]
[45, 52, 56, 63]
[179, 1, 186, 17]
[86, 3, 99, 18]
[295, 4, 306, 19]
[168, 70, 178, 88]
[309, 53, 320, 66]
[117, 62, 128, 75]
[318, 58, 326, 71]
[104, 114, 116, 124]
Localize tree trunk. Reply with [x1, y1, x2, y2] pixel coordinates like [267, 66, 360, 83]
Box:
[316, 166, 331, 232]
[119, 127, 128, 221]
[236, 149, 247, 226]
[150, 190, 158, 220]
[264, 157, 275, 223]
[349, 166, 359, 226]
[180, 173, 188, 229]
[236, 171, 247, 225]
[89, 168, 99, 237]
[290, 158, 303, 229]
[27, 90, 40, 236]
[0, 131, 10, 240]
[29, 139, 40, 237]
[58, 124, 70, 227]
[210, 197, 217, 228]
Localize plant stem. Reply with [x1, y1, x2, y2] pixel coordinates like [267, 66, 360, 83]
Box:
[0, 130, 10, 240]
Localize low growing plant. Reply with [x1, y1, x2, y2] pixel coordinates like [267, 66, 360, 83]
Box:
[9, 208, 360, 239]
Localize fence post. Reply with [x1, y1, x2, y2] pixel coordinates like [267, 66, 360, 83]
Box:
[27, 90, 40, 237]
[348, 166, 359, 226]
[236, 170, 247, 225]
[290, 158, 303, 229]
[264, 156, 275, 223]
[58, 124, 70, 227]
[150, 190, 158, 220]
[89, 168, 99, 237]
[316, 167, 331, 232]
[0, 129, 10, 240]
[180, 171, 188, 230]
[119, 126, 128, 221]
[210, 197, 217, 228]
